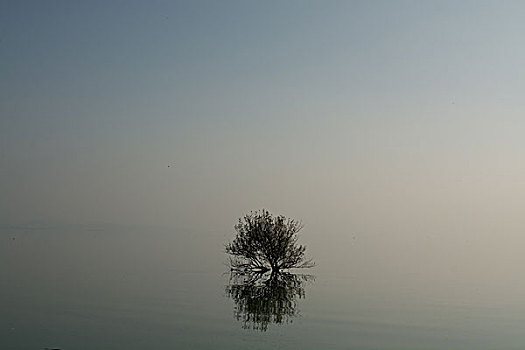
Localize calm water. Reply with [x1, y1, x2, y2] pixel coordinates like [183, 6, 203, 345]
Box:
[2, 225, 525, 349]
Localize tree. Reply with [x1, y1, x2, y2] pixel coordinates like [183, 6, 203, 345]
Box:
[226, 210, 314, 273]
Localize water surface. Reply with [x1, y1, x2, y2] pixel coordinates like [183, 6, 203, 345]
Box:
[2, 225, 525, 349]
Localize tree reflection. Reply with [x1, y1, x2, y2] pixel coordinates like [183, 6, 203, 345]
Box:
[225, 271, 314, 331]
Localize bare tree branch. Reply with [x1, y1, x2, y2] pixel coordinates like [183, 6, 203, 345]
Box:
[226, 209, 315, 273]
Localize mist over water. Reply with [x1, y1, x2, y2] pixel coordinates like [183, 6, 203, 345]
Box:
[3, 217, 525, 349]
[2, 0, 525, 348]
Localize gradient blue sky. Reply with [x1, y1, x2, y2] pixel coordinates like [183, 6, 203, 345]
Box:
[2, 0, 524, 249]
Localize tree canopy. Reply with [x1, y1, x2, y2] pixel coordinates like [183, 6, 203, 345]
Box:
[226, 210, 314, 273]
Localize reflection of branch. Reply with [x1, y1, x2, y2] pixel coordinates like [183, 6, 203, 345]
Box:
[225, 271, 314, 331]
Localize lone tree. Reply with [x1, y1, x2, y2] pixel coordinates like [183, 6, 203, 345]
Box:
[226, 210, 314, 273]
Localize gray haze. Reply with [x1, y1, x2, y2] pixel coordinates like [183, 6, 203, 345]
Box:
[2, 1, 525, 283]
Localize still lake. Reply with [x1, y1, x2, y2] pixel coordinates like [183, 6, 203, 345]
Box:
[2, 224, 525, 349]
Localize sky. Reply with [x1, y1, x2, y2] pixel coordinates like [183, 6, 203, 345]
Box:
[2, 0, 525, 263]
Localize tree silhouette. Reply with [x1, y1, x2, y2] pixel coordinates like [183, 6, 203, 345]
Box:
[225, 271, 313, 331]
[226, 210, 314, 273]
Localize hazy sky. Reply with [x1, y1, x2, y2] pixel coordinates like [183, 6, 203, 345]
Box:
[2, 0, 524, 247]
